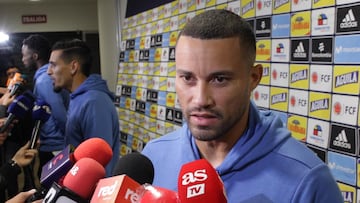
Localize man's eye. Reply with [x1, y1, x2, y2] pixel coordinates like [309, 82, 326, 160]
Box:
[213, 76, 227, 83]
[181, 75, 193, 81]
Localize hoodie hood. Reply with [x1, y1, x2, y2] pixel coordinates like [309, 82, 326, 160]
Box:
[34, 63, 49, 80]
[190, 102, 291, 176]
[71, 74, 115, 100]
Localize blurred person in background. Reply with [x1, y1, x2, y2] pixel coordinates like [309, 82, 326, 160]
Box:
[47, 39, 119, 176]
[22, 34, 69, 182]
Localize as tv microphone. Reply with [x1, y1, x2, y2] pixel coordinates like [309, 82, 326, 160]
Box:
[0, 91, 35, 133]
[43, 157, 105, 203]
[29, 99, 51, 149]
[178, 159, 228, 203]
[112, 152, 154, 185]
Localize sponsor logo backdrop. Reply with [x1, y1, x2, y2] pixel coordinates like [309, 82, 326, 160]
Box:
[117, 0, 360, 201]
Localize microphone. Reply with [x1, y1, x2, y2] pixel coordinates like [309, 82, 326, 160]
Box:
[43, 157, 105, 203]
[73, 137, 113, 167]
[8, 73, 27, 96]
[112, 152, 154, 185]
[29, 99, 51, 149]
[0, 91, 35, 133]
[90, 174, 142, 203]
[40, 137, 113, 189]
[40, 145, 75, 189]
[138, 184, 180, 203]
[9, 82, 23, 97]
[90, 152, 155, 203]
[178, 159, 228, 203]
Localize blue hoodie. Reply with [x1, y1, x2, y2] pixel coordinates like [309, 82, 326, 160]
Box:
[34, 64, 69, 152]
[142, 102, 343, 203]
[66, 74, 120, 176]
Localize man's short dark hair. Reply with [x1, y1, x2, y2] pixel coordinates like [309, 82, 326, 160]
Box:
[51, 39, 92, 77]
[179, 9, 256, 66]
[22, 34, 51, 61]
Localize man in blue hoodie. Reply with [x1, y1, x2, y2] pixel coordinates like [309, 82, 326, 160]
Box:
[47, 39, 120, 176]
[142, 9, 343, 202]
[22, 35, 69, 179]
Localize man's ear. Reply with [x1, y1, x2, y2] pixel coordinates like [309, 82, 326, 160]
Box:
[249, 63, 263, 91]
[70, 60, 79, 75]
[32, 53, 39, 61]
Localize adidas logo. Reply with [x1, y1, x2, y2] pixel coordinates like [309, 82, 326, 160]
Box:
[318, 42, 325, 52]
[293, 42, 306, 58]
[333, 129, 351, 149]
[340, 9, 358, 29]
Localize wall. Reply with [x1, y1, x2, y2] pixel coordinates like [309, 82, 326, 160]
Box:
[0, 2, 98, 33]
[116, 0, 360, 202]
[0, 0, 122, 92]
[97, 0, 125, 92]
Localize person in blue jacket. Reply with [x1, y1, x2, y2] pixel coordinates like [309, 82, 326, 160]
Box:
[142, 9, 343, 203]
[47, 39, 120, 176]
[22, 35, 70, 178]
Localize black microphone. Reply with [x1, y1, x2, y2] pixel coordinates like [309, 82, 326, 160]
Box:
[112, 152, 154, 185]
[9, 82, 23, 97]
[0, 91, 35, 133]
[29, 99, 51, 149]
[91, 152, 155, 203]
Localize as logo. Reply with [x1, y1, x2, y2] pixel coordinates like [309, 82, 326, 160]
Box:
[182, 169, 208, 198]
[181, 169, 208, 185]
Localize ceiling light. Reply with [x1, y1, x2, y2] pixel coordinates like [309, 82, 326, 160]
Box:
[0, 32, 9, 43]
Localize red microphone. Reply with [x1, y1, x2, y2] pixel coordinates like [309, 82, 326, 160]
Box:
[41, 138, 113, 189]
[178, 159, 228, 203]
[43, 157, 105, 203]
[90, 175, 142, 203]
[73, 137, 113, 167]
[63, 157, 105, 199]
[139, 184, 180, 203]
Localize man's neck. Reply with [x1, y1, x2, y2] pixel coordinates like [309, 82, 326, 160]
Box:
[195, 140, 233, 168]
[36, 61, 47, 69]
[71, 74, 88, 93]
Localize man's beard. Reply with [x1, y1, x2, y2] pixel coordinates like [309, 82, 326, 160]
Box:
[53, 86, 62, 93]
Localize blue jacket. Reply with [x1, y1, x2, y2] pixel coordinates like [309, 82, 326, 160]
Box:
[142, 102, 343, 203]
[34, 64, 69, 152]
[66, 74, 120, 176]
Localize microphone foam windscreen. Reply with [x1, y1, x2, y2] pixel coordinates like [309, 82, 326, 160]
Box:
[178, 159, 227, 203]
[32, 99, 51, 122]
[73, 137, 113, 167]
[7, 93, 35, 119]
[112, 152, 154, 185]
[139, 185, 180, 203]
[63, 157, 105, 199]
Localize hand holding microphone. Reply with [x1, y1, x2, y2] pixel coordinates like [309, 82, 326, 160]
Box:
[0, 91, 35, 133]
[29, 100, 51, 149]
